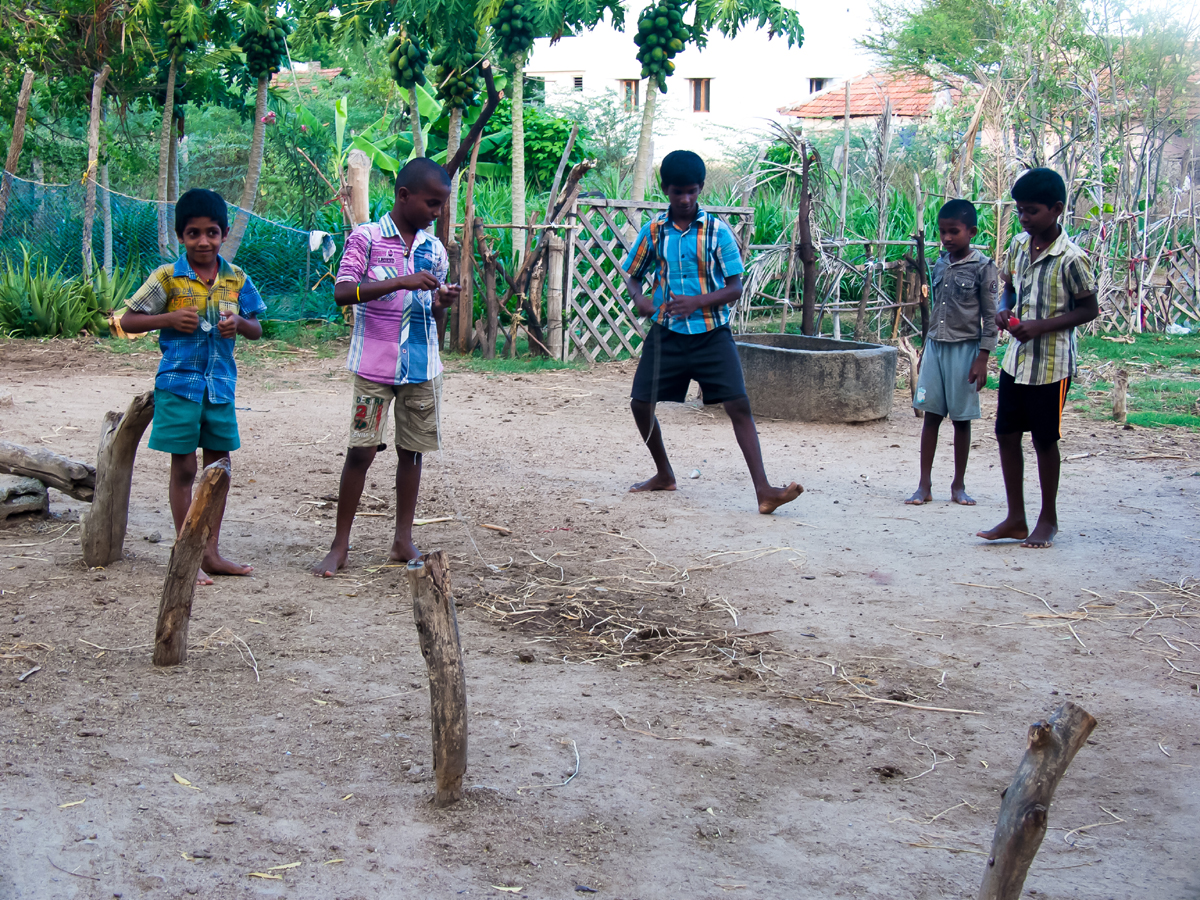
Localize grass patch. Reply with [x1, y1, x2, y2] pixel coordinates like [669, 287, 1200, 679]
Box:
[1072, 332, 1200, 430]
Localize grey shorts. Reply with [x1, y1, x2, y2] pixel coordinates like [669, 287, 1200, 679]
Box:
[914, 339, 982, 421]
[348, 374, 442, 453]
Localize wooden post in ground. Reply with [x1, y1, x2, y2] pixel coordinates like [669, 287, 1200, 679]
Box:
[546, 234, 565, 360]
[977, 702, 1097, 900]
[855, 243, 873, 340]
[153, 459, 231, 667]
[475, 221, 500, 359]
[898, 336, 923, 419]
[406, 550, 467, 807]
[1113, 369, 1128, 423]
[82, 391, 155, 568]
[347, 149, 371, 226]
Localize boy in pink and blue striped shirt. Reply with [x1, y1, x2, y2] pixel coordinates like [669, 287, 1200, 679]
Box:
[312, 159, 460, 576]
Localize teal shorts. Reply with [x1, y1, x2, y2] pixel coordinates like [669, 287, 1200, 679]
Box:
[914, 338, 983, 422]
[148, 388, 241, 455]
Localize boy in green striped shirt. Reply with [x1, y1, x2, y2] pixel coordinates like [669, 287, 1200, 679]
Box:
[977, 168, 1098, 549]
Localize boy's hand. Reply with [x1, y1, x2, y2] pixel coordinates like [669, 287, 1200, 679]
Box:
[633, 292, 656, 317]
[995, 310, 1011, 332]
[397, 272, 440, 293]
[662, 294, 704, 318]
[169, 306, 201, 334]
[218, 311, 242, 338]
[435, 283, 461, 309]
[1008, 319, 1046, 343]
[967, 354, 989, 392]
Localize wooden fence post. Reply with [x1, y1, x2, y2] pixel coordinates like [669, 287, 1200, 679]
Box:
[855, 244, 873, 340]
[153, 459, 231, 667]
[82, 391, 154, 568]
[1113, 369, 1129, 423]
[407, 551, 467, 807]
[977, 702, 1096, 900]
[546, 234, 565, 360]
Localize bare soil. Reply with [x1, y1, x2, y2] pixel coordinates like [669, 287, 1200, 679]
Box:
[1, 337, 1198, 900]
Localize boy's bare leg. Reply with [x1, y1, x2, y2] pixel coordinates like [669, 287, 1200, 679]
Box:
[199, 448, 253, 577]
[311, 446, 376, 576]
[905, 413, 942, 504]
[629, 399, 676, 492]
[723, 397, 803, 514]
[977, 432, 1029, 541]
[169, 451, 211, 586]
[1022, 436, 1060, 548]
[950, 420, 975, 505]
[389, 449, 423, 563]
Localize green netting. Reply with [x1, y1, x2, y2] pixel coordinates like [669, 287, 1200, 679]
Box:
[0, 173, 341, 321]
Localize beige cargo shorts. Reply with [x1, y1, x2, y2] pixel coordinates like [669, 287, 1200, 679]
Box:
[347, 374, 441, 454]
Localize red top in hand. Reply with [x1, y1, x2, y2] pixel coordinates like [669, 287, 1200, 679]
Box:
[1008, 316, 1021, 330]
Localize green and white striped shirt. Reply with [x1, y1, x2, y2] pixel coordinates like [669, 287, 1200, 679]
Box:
[1001, 231, 1096, 385]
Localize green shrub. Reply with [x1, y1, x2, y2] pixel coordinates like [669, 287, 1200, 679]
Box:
[0, 246, 108, 338]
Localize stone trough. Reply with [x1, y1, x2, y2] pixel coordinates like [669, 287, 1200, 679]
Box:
[734, 333, 898, 423]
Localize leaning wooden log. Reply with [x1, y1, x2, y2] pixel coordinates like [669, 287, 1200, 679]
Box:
[977, 702, 1097, 900]
[0, 440, 95, 502]
[153, 459, 231, 667]
[82, 390, 154, 567]
[407, 550, 467, 807]
[898, 335, 923, 419]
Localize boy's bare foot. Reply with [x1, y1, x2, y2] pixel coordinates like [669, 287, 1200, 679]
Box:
[1021, 521, 1057, 549]
[976, 517, 1029, 541]
[758, 482, 803, 515]
[630, 474, 677, 493]
[905, 487, 933, 505]
[311, 545, 348, 577]
[388, 538, 421, 564]
[196, 568, 214, 586]
[202, 552, 253, 577]
[950, 486, 976, 506]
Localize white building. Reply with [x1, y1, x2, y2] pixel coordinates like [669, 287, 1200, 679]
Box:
[525, 0, 877, 162]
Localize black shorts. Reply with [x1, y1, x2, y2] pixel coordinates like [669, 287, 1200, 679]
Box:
[630, 323, 748, 405]
[994, 370, 1071, 443]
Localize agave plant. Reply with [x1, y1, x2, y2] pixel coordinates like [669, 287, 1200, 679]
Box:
[0, 246, 109, 338]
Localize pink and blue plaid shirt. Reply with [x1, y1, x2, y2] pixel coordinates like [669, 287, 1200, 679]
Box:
[336, 213, 448, 385]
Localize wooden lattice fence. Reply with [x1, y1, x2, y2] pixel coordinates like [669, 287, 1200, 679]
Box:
[563, 198, 754, 362]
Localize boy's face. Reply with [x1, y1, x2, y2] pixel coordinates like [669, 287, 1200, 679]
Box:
[937, 218, 976, 255]
[395, 181, 452, 231]
[1015, 200, 1064, 236]
[180, 216, 226, 267]
[664, 182, 702, 221]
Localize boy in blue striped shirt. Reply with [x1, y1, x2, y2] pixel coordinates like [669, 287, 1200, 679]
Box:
[621, 150, 802, 514]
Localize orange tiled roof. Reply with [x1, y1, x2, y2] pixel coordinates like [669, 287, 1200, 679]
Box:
[780, 71, 959, 119]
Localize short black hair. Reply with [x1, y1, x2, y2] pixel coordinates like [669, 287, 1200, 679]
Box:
[1011, 168, 1066, 207]
[938, 198, 978, 228]
[660, 150, 706, 189]
[396, 157, 451, 194]
[175, 188, 228, 237]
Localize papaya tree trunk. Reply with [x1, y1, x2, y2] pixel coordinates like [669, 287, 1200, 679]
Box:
[0, 68, 36, 239]
[409, 86, 424, 157]
[82, 65, 112, 278]
[100, 104, 113, 274]
[155, 58, 177, 260]
[223, 76, 269, 261]
[446, 106, 463, 238]
[630, 84, 657, 202]
[511, 62, 526, 264]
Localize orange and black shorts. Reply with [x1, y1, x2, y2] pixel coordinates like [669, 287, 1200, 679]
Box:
[995, 371, 1070, 444]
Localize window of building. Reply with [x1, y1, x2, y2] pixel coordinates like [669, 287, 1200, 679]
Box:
[690, 78, 710, 113]
[620, 79, 640, 112]
[573, 75, 584, 91]
[809, 77, 829, 94]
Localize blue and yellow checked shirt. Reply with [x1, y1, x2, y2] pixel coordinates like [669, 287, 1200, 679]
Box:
[622, 208, 745, 334]
[126, 255, 266, 404]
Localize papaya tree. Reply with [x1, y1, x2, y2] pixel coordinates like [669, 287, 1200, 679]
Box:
[223, 7, 291, 259]
[629, 0, 804, 200]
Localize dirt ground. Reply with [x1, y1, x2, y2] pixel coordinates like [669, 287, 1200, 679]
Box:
[1, 337, 1197, 900]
